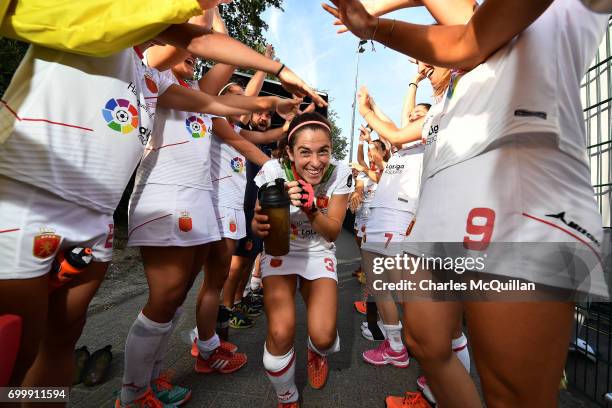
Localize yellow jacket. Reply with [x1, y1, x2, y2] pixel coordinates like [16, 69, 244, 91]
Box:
[0, 0, 202, 56]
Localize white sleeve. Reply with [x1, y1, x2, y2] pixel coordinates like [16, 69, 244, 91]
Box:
[152, 68, 176, 96]
[330, 163, 355, 196]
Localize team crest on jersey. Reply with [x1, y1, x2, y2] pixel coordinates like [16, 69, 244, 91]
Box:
[185, 116, 207, 138]
[102, 98, 139, 134]
[231, 157, 245, 173]
[316, 195, 329, 209]
[229, 219, 237, 233]
[178, 211, 193, 232]
[290, 224, 299, 240]
[144, 74, 159, 94]
[270, 258, 283, 268]
[245, 240, 253, 251]
[33, 227, 61, 259]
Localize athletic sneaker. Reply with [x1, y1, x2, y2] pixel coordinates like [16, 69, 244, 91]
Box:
[278, 402, 299, 408]
[361, 320, 387, 341]
[307, 349, 329, 390]
[194, 347, 247, 374]
[362, 340, 409, 368]
[416, 376, 436, 405]
[235, 300, 262, 318]
[385, 392, 432, 408]
[115, 388, 177, 408]
[190, 339, 238, 357]
[244, 292, 264, 309]
[151, 373, 191, 406]
[229, 308, 253, 329]
[353, 300, 367, 315]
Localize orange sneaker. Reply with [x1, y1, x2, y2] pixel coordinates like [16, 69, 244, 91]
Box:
[115, 388, 167, 408]
[385, 392, 432, 408]
[190, 339, 238, 357]
[278, 402, 300, 408]
[353, 300, 367, 315]
[307, 348, 329, 390]
[194, 347, 247, 374]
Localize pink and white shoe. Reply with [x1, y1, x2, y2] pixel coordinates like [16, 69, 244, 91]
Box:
[362, 340, 409, 368]
[416, 376, 437, 406]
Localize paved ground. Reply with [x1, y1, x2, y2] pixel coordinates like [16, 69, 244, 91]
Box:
[70, 229, 598, 407]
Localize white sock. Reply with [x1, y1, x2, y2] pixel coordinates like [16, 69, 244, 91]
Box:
[189, 326, 199, 344]
[307, 334, 340, 357]
[121, 312, 172, 404]
[263, 344, 298, 403]
[250, 276, 262, 291]
[383, 323, 404, 352]
[151, 306, 183, 380]
[197, 333, 221, 360]
[452, 333, 470, 373]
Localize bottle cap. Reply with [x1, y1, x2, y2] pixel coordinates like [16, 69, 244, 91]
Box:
[259, 178, 290, 209]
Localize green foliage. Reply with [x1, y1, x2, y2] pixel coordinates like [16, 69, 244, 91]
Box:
[0, 38, 28, 96]
[219, 0, 283, 49]
[328, 108, 348, 161]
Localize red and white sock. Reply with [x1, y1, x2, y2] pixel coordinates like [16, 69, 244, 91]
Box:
[263, 344, 298, 404]
[452, 332, 470, 373]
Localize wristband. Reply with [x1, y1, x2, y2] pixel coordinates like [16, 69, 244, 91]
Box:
[276, 63, 286, 77]
[409, 83, 418, 88]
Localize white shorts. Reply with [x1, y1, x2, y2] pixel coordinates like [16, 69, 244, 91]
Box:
[214, 206, 246, 240]
[361, 207, 415, 256]
[0, 175, 114, 279]
[403, 139, 607, 298]
[260, 252, 338, 282]
[128, 184, 221, 247]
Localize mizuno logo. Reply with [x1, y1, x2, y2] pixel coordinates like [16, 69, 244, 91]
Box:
[546, 211, 600, 246]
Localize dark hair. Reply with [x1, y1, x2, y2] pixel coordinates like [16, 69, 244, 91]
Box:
[416, 103, 432, 111]
[280, 112, 332, 166]
[372, 139, 386, 152]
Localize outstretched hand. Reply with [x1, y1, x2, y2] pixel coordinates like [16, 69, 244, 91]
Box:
[322, 0, 378, 39]
[278, 66, 328, 108]
[276, 97, 303, 120]
[357, 85, 374, 117]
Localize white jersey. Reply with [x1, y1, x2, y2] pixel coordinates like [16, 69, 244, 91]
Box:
[0, 47, 173, 213]
[255, 159, 353, 255]
[421, 0, 609, 180]
[210, 123, 247, 209]
[135, 73, 214, 191]
[369, 143, 424, 213]
[357, 172, 378, 206]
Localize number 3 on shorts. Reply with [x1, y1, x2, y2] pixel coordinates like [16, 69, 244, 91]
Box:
[463, 208, 496, 251]
[324, 257, 335, 273]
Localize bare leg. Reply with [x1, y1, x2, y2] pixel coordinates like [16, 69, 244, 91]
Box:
[300, 278, 338, 350]
[464, 301, 573, 408]
[402, 301, 481, 408]
[198, 239, 235, 340]
[263, 275, 297, 355]
[23, 262, 109, 408]
[0, 275, 49, 388]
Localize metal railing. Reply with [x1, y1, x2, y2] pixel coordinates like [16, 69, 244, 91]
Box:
[567, 16, 612, 407]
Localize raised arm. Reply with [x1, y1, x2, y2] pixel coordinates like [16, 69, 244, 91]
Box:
[239, 121, 291, 144]
[358, 86, 422, 146]
[324, 0, 553, 70]
[158, 84, 300, 118]
[401, 72, 425, 128]
[157, 23, 327, 106]
[211, 118, 270, 167]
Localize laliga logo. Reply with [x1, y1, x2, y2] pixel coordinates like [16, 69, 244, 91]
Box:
[102, 98, 139, 133]
[185, 116, 207, 139]
[231, 157, 245, 173]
